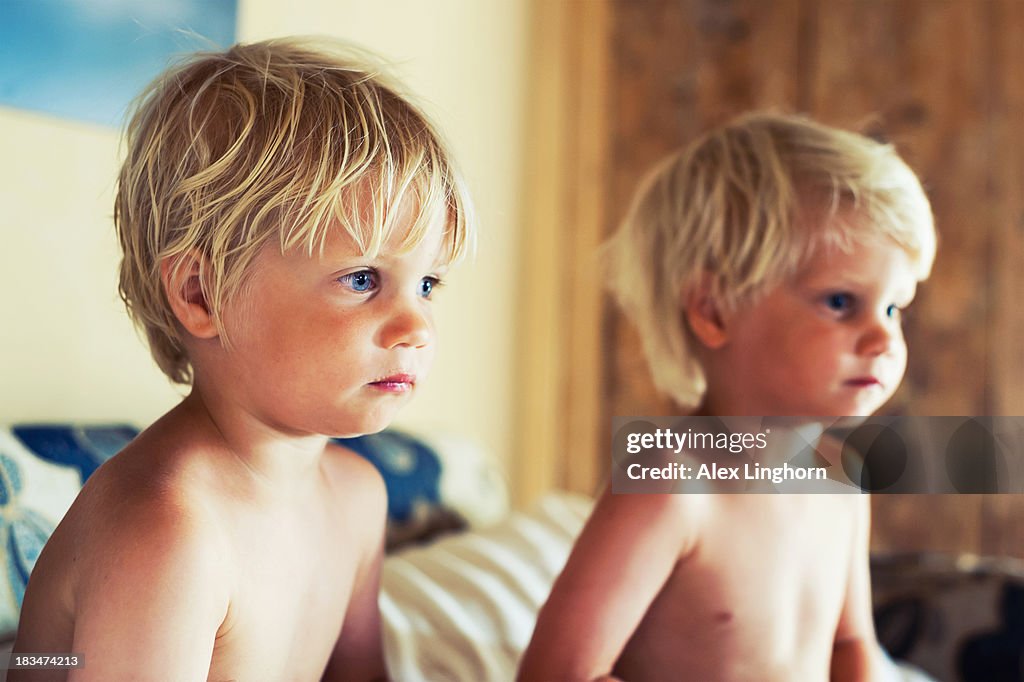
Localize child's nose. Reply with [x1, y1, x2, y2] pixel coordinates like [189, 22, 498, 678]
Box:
[855, 315, 900, 357]
[379, 300, 431, 349]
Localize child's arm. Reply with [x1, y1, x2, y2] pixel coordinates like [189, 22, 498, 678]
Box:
[517, 486, 695, 682]
[62, 502, 229, 682]
[322, 462, 389, 682]
[831, 495, 883, 682]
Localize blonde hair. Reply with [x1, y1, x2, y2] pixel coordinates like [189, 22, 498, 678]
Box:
[116, 37, 474, 384]
[607, 111, 936, 409]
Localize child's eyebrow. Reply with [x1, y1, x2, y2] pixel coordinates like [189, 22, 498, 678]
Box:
[794, 272, 848, 289]
[319, 253, 373, 270]
[796, 269, 873, 289]
[325, 251, 451, 274]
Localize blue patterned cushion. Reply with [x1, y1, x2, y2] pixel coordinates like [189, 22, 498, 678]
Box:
[336, 431, 465, 548]
[0, 424, 137, 637]
[12, 425, 137, 482]
[336, 431, 441, 522]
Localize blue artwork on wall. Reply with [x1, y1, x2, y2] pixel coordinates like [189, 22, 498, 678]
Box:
[0, 0, 237, 128]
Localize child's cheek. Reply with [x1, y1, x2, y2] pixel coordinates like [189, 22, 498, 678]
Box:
[419, 340, 437, 378]
[893, 339, 909, 381]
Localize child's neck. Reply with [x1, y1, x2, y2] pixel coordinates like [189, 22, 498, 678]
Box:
[694, 395, 828, 468]
[179, 386, 330, 496]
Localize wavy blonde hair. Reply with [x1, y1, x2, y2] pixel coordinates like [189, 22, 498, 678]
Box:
[607, 111, 936, 409]
[116, 37, 475, 384]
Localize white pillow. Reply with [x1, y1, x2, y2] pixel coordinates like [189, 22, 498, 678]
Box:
[380, 491, 593, 682]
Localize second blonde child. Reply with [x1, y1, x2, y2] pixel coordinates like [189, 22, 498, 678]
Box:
[519, 112, 935, 682]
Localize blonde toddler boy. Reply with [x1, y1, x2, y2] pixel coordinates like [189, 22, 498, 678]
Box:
[519, 112, 935, 682]
[12, 38, 473, 681]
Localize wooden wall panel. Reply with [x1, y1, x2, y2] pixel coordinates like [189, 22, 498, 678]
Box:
[560, 1, 613, 497]
[990, 0, 1024, 420]
[808, 0, 994, 557]
[811, 0, 993, 418]
[980, 0, 1024, 559]
[606, 0, 805, 428]
[515, 0, 613, 503]
[515, 0, 572, 506]
[606, 1, 697, 427]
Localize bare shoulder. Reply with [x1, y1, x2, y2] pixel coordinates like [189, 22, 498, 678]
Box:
[70, 446, 231, 610]
[518, 488, 703, 680]
[320, 441, 388, 558]
[20, 441, 234, 679]
[14, 421, 233, 647]
[584, 486, 707, 562]
[322, 441, 387, 508]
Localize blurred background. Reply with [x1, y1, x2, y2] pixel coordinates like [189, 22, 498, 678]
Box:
[2, 0, 1023, 561]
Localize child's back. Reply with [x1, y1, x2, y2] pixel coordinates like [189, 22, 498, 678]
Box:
[13, 38, 473, 681]
[520, 112, 936, 682]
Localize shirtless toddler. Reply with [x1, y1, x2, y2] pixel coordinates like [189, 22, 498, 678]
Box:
[519, 112, 935, 682]
[12, 38, 473, 681]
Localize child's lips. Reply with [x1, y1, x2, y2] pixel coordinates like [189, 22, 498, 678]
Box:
[368, 373, 416, 393]
[845, 376, 883, 388]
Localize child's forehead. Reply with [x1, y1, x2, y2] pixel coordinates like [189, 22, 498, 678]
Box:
[796, 202, 930, 278]
[793, 237, 918, 289]
[314, 206, 448, 264]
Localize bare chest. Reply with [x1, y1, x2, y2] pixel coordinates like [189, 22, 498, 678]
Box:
[207, 507, 361, 681]
[617, 495, 858, 681]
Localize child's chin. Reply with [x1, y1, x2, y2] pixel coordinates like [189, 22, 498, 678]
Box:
[784, 401, 883, 420]
[837, 400, 887, 419]
[323, 412, 398, 439]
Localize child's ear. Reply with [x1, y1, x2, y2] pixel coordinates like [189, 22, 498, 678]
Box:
[684, 274, 728, 350]
[160, 251, 219, 339]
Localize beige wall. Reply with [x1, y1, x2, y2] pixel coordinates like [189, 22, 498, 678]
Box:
[0, 1, 528, 475]
[0, 109, 181, 422]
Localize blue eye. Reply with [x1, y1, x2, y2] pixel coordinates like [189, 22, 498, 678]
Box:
[338, 270, 376, 293]
[824, 293, 853, 313]
[419, 276, 442, 299]
[886, 304, 901, 320]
